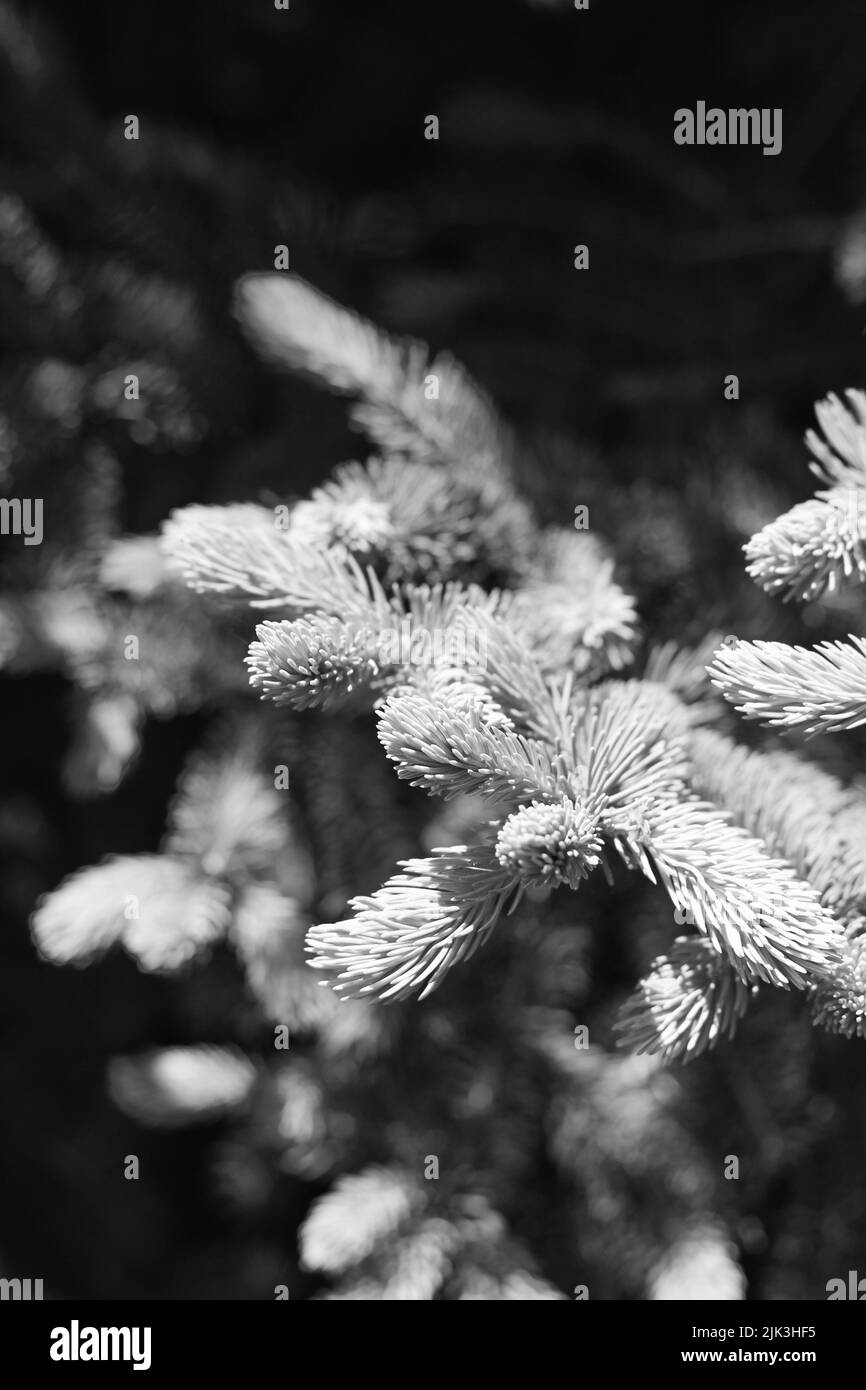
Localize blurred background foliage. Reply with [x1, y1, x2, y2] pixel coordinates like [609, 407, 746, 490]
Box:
[3, 0, 866, 1298]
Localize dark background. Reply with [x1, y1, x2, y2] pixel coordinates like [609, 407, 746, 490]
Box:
[3, 0, 866, 1297]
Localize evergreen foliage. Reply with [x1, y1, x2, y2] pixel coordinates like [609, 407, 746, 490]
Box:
[7, 0, 866, 1303]
[23, 266, 866, 1297]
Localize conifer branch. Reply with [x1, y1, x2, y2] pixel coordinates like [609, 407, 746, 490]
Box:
[234, 273, 516, 476]
[507, 530, 639, 678]
[299, 1166, 421, 1275]
[305, 846, 520, 1000]
[615, 936, 752, 1062]
[812, 931, 866, 1038]
[450, 607, 563, 741]
[573, 680, 691, 818]
[742, 391, 866, 602]
[289, 456, 477, 577]
[805, 389, 866, 490]
[161, 503, 389, 617]
[245, 584, 509, 712]
[163, 729, 312, 889]
[286, 455, 532, 583]
[745, 490, 866, 603]
[396, 579, 507, 633]
[495, 796, 603, 888]
[645, 798, 843, 989]
[689, 728, 866, 915]
[415, 665, 515, 727]
[709, 636, 866, 736]
[31, 855, 232, 971]
[247, 615, 386, 709]
[376, 688, 567, 804]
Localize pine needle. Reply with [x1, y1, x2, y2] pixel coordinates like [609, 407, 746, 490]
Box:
[689, 728, 866, 915]
[377, 688, 565, 804]
[646, 797, 843, 989]
[306, 846, 520, 1001]
[234, 273, 517, 476]
[161, 503, 387, 617]
[615, 936, 751, 1062]
[709, 636, 866, 736]
[745, 491, 866, 603]
[806, 389, 866, 490]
